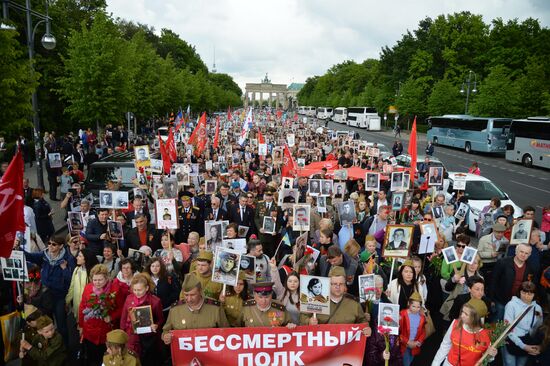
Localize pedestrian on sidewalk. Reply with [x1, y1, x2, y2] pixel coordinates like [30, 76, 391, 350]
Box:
[425, 141, 434, 156]
[394, 124, 402, 138]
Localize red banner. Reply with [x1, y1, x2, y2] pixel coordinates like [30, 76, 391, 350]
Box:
[170, 323, 367, 365]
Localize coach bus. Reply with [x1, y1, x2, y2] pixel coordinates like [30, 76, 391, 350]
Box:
[333, 107, 347, 123]
[316, 107, 333, 120]
[426, 115, 510, 153]
[505, 116, 550, 168]
[346, 107, 381, 130]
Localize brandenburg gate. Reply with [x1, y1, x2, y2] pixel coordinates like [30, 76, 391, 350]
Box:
[244, 74, 293, 109]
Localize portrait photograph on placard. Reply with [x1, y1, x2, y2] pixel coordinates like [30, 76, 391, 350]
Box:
[130, 305, 153, 334]
[320, 179, 333, 197]
[221, 220, 230, 239]
[238, 225, 249, 238]
[453, 174, 467, 191]
[113, 191, 129, 209]
[262, 216, 276, 235]
[461, 246, 478, 265]
[300, 275, 330, 315]
[383, 225, 414, 258]
[333, 169, 348, 180]
[358, 274, 376, 303]
[317, 196, 327, 213]
[0, 251, 28, 282]
[48, 153, 62, 168]
[308, 179, 321, 196]
[258, 143, 267, 156]
[333, 182, 346, 199]
[99, 190, 113, 208]
[155, 199, 178, 230]
[108, 220, 124, 240]
[68, 212, 83, 234]
[297, 158, 306, 168]
[148, 159, 163, 174]
[222, 238, 247, 254]
[432, 206, 444, 220]
[403, 173, 410, 190]
[282, 177, 294, 190]
[205, 221, 223, 251]
[205, 180, 218, 195]
[455, 202, 469, 220]
[365, 172, 380, 191]
[337, 200, 356, 226]
[282, 188, 298, 205]
[292, 204, 311, 231]
[442, 246, 459, 264]
[391, 192, 404, 211]
[163, 178, 178, 199]
[212, 248, 241, 287]
[128, 248, 144, 265]
[368, 147, 380, 158]
[390, 172, 404, 192]
[428, 166, 444, 186]
[134, 145, 151, 168]
[239, 255, 256, 283]
[272, 147, 283, 164]
[510, 219, 533, 245]
[378, 303, 400, 335]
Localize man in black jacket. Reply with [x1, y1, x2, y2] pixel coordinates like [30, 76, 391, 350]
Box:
[488, 243, 534, 321]
[228, 195, 255, 238]
[204, 196, 228, 221]
[85, 208, 111, 256]
[127, 213, 161, 252]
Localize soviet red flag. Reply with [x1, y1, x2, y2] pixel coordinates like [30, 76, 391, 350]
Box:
[281, 144, 297, 178]
[0, 150, 25, 258]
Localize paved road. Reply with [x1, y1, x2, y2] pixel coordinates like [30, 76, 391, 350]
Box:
[326, 120, 550, 219]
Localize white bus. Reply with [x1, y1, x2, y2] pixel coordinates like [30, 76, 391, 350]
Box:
[305, 106, 316, 117]
[346, 107, 381, 130]
[333, 107, 347, 123]
[298, 106, 306, 115]
[505, 117, 550, 168]
[316, 107, 333, 120]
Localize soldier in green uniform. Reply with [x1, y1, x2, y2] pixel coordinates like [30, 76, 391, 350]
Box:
[176, 192, 202, 243]
[103, 329, 141, 366]
[221, 271, 248, 327]
[300, 266, 372, 337]
[163, 274, 229, 345]
[181, 250, 223, 300]
[19, 316, 66, 366]
[239, 282, 297, 328]
[18, 305, 42, 366]
[254, 187, 281, 257]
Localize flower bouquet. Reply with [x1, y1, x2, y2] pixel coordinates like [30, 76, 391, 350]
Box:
[83, 291, 117, 322]
[378, 322, 393, 366]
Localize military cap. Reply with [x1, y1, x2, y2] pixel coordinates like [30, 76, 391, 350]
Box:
[252, 282, 274, 296]
[328, 266, 346, 277]
[264, 186, 276, 194]
[401, 259, 415, 269]
[492, 223, 506, 232]
[409, 291, 423, 303]
[182, 274, 202, 292]
[35, 315, 53, 330]
[179, 190, 194, 200]
[238, 271, 247, 281]
[106, 329, 129, 344]
[24, 304, 42, 321]
[196, 250, 213, 262]
[467, 298, 488, 318]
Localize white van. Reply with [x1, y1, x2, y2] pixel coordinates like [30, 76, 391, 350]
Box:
[333, 107, 347, 124]
[316, 107, 333, 120]
[346, 107, 381, 130]
[305, 106, 316, 117]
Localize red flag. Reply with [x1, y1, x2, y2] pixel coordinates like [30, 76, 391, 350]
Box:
[189, 113, 208, 157]
[293, 113, 298, 122]
[0, 150, 25, 258]
[257, 128, 265, 144]
[166, 128, 177, 162]
[408, 116, 417, 183]
[213, 116, 220, 149]
[227, 106, 232, 121]
[281, 144, 297, 178]
[158, 133, 171, 173]
[276, 110, 282, 119]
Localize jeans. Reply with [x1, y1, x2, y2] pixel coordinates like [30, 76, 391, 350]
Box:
[53, 295, 68, 345]
[494, 302, 506, 322]
[403, 348, 414, 366]
[502, 343, 529, 366]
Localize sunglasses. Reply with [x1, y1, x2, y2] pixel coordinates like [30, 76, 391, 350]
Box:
[48, 241, 62, 247]
[456, 244, 467, 249]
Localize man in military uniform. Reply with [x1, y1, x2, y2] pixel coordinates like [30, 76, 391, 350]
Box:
[163, 275, 228, 345]
[176, 192, 202, 242]
[103, 329, 140, 366]
[182, 250, 223, 300]
[239, 282, 296, 328]
[254, 187, 281, 257]
[301, 267, 371, 337]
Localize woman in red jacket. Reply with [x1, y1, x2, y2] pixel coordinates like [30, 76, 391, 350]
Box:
[79, 264, 125, 366]
[399, 291, 426, 366]
[120, 272, 164, 365]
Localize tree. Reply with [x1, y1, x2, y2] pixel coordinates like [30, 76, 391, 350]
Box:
[428, 79, 463, 115]
[157, 29, 208, 74]
[470, 65, 520, 117]
[396, 78, 430, 117]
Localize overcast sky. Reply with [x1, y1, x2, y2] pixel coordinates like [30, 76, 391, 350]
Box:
[107, 0, 549, 92]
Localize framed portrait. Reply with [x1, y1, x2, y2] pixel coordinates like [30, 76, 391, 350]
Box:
[453, 173, 467, 191]
[418, 233, 436, 255]
[287, 133, 295, 147]
[292, 204, 311, 232]
[320, 179, 333, 197]
[308, 179, 321, 196]
[205, 180, 218, 195]
[134, 145, 151, 168]
[221, 220, 230, 239]
[262, 216, 276, 235]
[299, 275, 330, 315]
[461, 247, 478, 265]
[107, 220, 124, 240]
[317, 196, 327, 213]
[48, 153, 62, 168]
[148, 158, 163, 174]
[442, 246, 459, 265]
[333, 169, 348, 180]
[333, 182, 346, 199]
[205, 160, 213, 171]
[0, 251, 28, 282]
[189, 163, 200, 177]
[365, 172, 380, 192]
[368, 147, 380, 158]
[281, 177, 294, 190]
[238, 225, 249, 238]
[258, 143, 268, 156]
[272, 147, 283, 164]
[510, 219, 533, 245]
[358, 274, 376, 303]
[390, 172, 404, 192]
[113, 191, 129, 209]
[68, 212, 83, 235]
[454, 202, 469, 220]
[211, 248, 241, 287]
[420, 222, 437, 237]
[378, 303, 400, 335]
[391, 192, 404, 211]
[99, 190, 114, 209]
[383, 225, 414, 258]
[218, 162, 229, 176]
[155, 199, 178, 230]
[240, 255, 256, 283]
[337, 200, 356, 226]
[222, 238, 247, 254]
[428, 167, 444, 186]
[133, 188, 147, 200]
[163, 178, 178, 199]
[205, 221, 223, 251]
[297, 158, 306, 168]
[432, 206, 444, 220]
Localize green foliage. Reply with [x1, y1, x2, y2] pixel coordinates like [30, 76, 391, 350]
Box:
[428, 79, 463, 115]
[157, 29, 208, 74]
[470, 65, 520, 117]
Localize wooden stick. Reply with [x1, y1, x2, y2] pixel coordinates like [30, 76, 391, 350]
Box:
[388, 258, 396, 284]
[271, 237, 285, 260]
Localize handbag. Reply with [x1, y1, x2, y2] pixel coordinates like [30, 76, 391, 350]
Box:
[506, 309, 536, 356]
[424, 310, 436, 339]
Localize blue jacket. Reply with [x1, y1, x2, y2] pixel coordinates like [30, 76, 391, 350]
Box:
[504, 296, 543, 349]
[25, 248, 76, 298]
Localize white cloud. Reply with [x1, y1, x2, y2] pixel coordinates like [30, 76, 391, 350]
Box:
[106, 0, 549, 92]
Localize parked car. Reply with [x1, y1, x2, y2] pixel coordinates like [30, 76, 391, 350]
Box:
[443, 172, 522, 232]
[395, 154, 445, 170]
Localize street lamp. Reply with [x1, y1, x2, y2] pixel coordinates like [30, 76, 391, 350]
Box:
[460, 70, 477, 115]
[2, 0, 56, 188]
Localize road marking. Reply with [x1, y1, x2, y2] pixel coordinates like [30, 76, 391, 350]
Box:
[510, 180, 550, 194]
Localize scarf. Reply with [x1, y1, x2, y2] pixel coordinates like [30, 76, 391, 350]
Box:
[92, 280, 112, 296]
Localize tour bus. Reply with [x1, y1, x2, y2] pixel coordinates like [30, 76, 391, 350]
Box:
[333, 107, 347, 123]
[426, 115, 510, 153]
[316, 107, 333, 120]
[505, 116, 550, 168]
[305, 106, 316, 117]
[346, 107, 381, 130]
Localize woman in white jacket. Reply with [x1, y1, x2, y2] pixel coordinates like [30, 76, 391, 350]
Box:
[65, 248, 98, 323]
[386, 260, 426, 310]
[502, 281, 543, 366]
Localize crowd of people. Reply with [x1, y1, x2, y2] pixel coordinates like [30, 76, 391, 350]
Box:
[1, 110, 550, 366]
